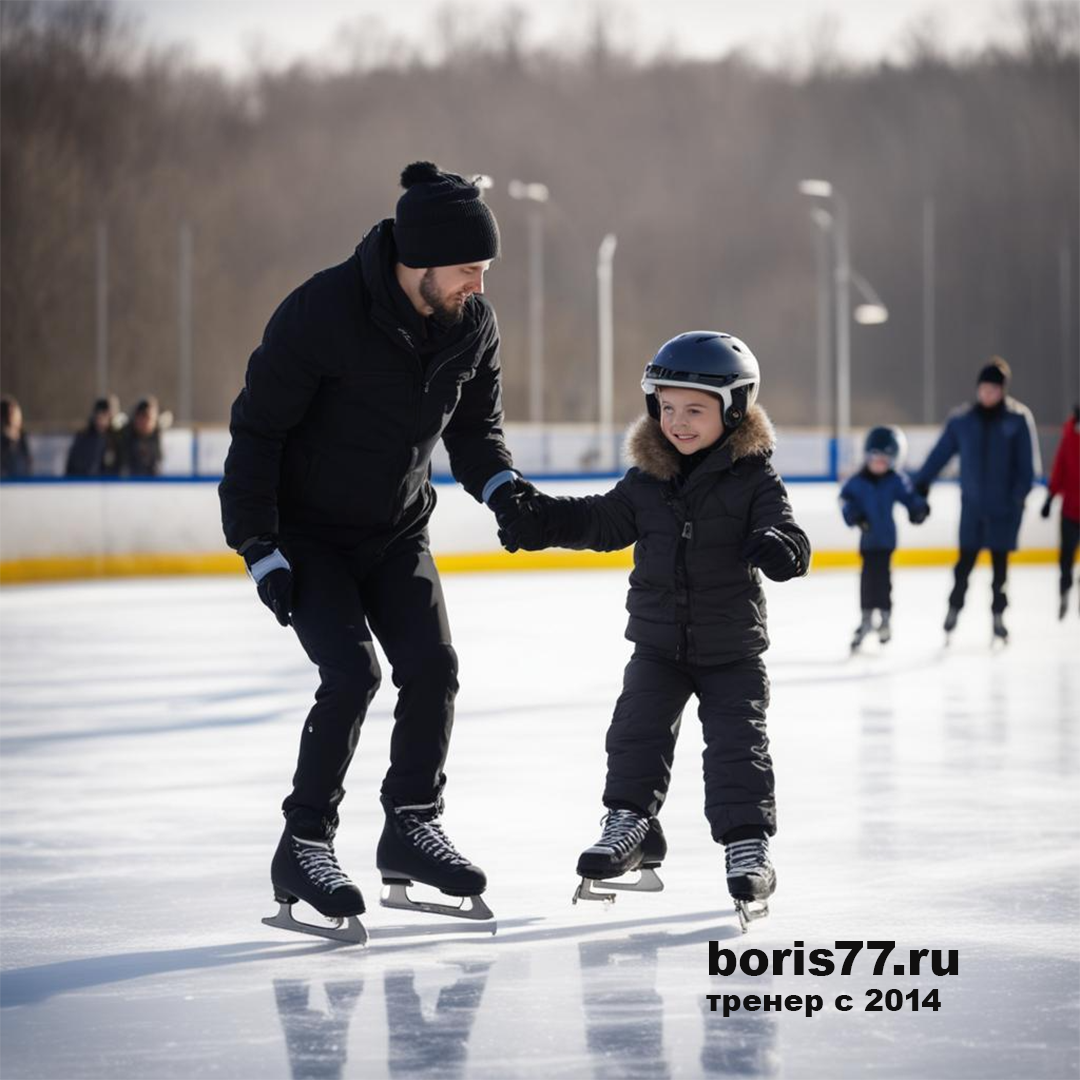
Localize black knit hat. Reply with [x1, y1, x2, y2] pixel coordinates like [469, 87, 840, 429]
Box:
[977, 356, 1010, 386]
[394, 161, 500, 269]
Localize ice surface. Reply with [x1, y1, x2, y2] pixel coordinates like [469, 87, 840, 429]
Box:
[1, 566, 1078, 1079]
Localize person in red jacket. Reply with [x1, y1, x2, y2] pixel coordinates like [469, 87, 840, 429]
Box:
[1041, 405, 1080, 619]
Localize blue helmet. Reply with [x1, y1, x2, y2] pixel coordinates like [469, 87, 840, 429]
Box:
[864, 425, 907, 467]
[642, 331, 760, 430]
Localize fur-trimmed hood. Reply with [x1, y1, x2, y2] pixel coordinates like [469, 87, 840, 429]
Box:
[624, 404, 776, 481]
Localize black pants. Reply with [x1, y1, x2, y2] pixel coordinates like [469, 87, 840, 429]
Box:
[948, 548, 1009, 614]
[280, 536, 457, 824]
[1060, 517, 1080, 595]
[602, 648, 775, 841]
[859, 550, 893, 611]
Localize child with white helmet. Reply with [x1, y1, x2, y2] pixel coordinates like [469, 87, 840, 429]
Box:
[498, 330, 810, 931]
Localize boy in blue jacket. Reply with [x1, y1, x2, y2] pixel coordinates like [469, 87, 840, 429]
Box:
[840, 425, 928, 651]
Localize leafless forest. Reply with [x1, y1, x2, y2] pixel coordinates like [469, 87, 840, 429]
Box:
[1, 1, 1077, 429]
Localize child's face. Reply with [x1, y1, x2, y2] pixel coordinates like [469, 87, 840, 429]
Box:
[657, 386, 724, 454]
[867, 453, 891, 475]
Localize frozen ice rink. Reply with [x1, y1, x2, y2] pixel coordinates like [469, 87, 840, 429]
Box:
[1, 565, 1078, 1080]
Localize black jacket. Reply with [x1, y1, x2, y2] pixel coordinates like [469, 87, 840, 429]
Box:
[65, 426, 120, 477]
[219, 221, 514, 550]
[530, 407, 810, 665]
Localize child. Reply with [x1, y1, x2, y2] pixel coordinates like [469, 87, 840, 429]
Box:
[839, 426, 929, 652]
[498, 331, 810, 931]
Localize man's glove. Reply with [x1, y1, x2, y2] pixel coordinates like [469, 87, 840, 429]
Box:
[909, 504, 930, 525]
[488, 477, 539, 532]
[740, 526, 805, 581]
[498, 499, 552, 553]
[241, 536, 293, 627]
[1040, 493, 1053, 519]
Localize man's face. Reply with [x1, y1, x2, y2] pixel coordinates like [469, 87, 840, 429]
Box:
[92, 409, 110, 433]
[133, 407, 157, 436]
[657, 386, 724, 455]
[419, 261, 490, 324]
[977, 382, 1005, 408]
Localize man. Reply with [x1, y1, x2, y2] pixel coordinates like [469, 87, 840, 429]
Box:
[220, 162, 529, 941]
[118, 396, 164, 477]
[66, 396, 120, 477]
[913, 357, 1039, 643]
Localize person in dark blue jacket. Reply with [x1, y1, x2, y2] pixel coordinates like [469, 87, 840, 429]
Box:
[840, 425, 929, 651]
[911, 357, 1039, 642]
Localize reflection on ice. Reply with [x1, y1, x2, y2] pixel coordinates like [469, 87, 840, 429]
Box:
[274, 980, 363, 1080]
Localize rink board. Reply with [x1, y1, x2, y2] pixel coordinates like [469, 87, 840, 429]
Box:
[0, 477, 1066, 584]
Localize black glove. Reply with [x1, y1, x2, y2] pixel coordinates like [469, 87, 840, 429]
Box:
[740, 526, 804, 582]
[853, 514, 871, 533]
[488, 476, 539, 532]
[499, 498, 552, 553]
[909, 504, 930, 524]
[1040, 493, 1053, 519]
[241, 536, 294, 627]
[914, 481, 930, 498]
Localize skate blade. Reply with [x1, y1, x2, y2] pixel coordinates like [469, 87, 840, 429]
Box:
[734, 899, 769, 934]
[262, 902, 367, 945]
[380, 880, 494, 921]
[572, 867, 664, 905]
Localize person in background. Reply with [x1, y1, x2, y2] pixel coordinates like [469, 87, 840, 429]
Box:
[839, 425, 929, 652]
[117, 396, 164, 477]
[66, 395, 121, 477]
[1, 395, 32, 477]
[912, 357, 1038, 644]
[1041, 404, 1079, 619]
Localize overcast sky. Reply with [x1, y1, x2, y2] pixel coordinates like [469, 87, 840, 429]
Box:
[113, 0, 1023, 74]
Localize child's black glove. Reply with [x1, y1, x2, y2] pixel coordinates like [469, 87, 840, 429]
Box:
[1040, 493, 1053, 519]
[853, 513, 871, 533]
[740, 526, 805, 581]
[914, 481, 930, 498]
[241, 536, 293, 627]
[909, 504, 930, 524]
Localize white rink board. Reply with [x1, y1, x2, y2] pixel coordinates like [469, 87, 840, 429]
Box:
[1, 566, 1077, 1079]
[0, 478, 1060, 563]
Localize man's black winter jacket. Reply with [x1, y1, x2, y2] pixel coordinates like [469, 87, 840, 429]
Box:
[219, 221, 514, 550]
[527, 407, 810, 665]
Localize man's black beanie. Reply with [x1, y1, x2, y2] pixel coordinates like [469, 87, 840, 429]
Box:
[977, 356, 1010, 386]
[394, 161, 500, 269]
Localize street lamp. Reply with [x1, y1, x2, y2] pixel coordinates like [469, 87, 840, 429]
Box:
[508, 179, 549, 426]
[597, 233, 618, 471]
[798, 178, 888, 473]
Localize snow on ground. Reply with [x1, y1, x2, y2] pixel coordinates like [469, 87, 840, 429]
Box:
[1, 565, 1078, 1079]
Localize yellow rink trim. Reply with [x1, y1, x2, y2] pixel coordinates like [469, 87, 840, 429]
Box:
[0, 547, 1065, 584]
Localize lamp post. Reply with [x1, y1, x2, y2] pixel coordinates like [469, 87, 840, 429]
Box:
[798, 179, 888, 474]
[508, 179, 549, 426]
[597, 233, 618, 471]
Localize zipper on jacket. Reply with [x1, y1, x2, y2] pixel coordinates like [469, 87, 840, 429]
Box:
[422, 342, 474, 395]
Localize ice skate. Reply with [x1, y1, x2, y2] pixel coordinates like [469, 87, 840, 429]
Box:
[262, 815, 367, 945]
[1059, 590, 1070, 621]
[572, 809, 666, 904]
[850, 611, 874, 653]
[877, 610, 892, 644]
[992, 612, 1009, 646]
[377, 800, 493, 921]
[943, 605, 960, 645]
[725, 837, 775, 933]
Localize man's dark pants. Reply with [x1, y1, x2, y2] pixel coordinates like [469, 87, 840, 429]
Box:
[280, 536, 457, 824]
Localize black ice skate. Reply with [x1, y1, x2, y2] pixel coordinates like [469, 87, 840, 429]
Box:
[572, 809, 666, 904]
[1059, 590, 1070, 621]
[376, 801, 493, 921]
[877, 610, 892, 644]
[992, 612, 1009, 646]
[850, 611, 874, 653]
[725, 837, 776, 933]
[262, 815, 367, 945]
[943, 605, 960, 644]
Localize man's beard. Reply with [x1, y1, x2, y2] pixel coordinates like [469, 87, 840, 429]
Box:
[420, 269, 467, 326]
